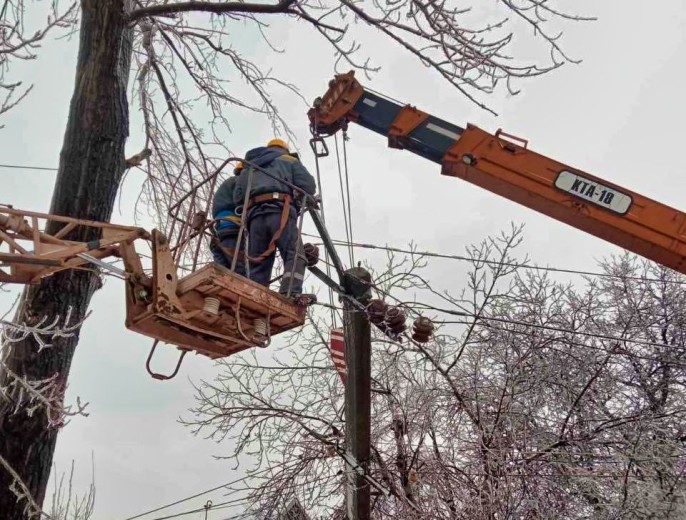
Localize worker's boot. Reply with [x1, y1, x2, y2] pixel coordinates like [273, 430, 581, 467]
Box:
[290, 293, 317, 307]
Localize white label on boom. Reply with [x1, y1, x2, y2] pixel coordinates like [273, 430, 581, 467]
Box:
[554, 170, 632, 214]
[426, 122, 461, 141]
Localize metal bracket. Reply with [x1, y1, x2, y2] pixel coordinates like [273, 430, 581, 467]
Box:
[307, 265, 370, 316]
[310, 137, 329, 158]
[495, 129, 528, 152]
[77, 253, 127, 279]
[146, 340, 188, 380]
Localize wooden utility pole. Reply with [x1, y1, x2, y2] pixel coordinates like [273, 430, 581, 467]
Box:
[342, 266, 372, 520]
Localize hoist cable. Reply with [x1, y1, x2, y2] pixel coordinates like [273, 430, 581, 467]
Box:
[333, 134, 354, 267]
[310, 134, 337, 328]
[341, 131, 355, 266]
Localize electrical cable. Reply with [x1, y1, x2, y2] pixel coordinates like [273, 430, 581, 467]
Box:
[0, 163, 57, 171]
[4, 160, 685, 288]
[121, 467, 273, 520]
[365, 275, 685, 351]
[312, 301, 686, 367]
[302, 234, 686, 285]
[313, 259, 686, 362]
[144, 496, 254, 520]
[422, 307, 685, 351]
[324, 258, 669, 347]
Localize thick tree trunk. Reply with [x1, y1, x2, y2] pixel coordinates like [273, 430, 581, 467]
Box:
[0, 0, 132, 516]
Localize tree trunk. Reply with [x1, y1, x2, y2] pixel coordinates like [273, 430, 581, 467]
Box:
[0, 0, 132, 516]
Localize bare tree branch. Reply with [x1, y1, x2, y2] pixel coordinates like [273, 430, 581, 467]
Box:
[0, 0, 78, 122]
[126, 0, 298, 23]
[186, 231, 686, 518]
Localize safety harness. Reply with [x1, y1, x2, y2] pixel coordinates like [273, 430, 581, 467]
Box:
[216, 191, 293, 264]
[243, 192, 293, 263]
[214, 210, 241, 234]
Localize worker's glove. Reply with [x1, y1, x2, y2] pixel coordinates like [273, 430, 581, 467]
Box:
[304, 243, 320, 267]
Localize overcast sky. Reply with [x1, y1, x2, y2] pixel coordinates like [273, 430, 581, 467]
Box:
[3, 1, 686, 518]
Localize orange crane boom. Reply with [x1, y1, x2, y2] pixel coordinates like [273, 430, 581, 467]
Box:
[308, 71, 686, 275]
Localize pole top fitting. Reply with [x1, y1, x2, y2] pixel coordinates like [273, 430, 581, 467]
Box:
[343, 267, 372, 300]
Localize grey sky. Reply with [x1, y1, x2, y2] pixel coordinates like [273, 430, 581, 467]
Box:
[2, 1, 686, 518]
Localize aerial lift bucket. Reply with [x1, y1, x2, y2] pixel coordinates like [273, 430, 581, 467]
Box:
[121, 230, 307, 377]
[0, 207, 308, 380]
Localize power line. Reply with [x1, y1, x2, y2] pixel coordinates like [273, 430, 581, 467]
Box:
[446, 319, 686, 367]
[302, 234, 686, 285]
[146, 470, 364, 519]
[416, 305, 684, 350]
[366, 275, 685, 351]
[4, 162, 682, 288]
[0, 163, 57, 171]
[145, 496, 254, 520]
[312, 301, 686, 367]
[310, 239, 686, 363]
[121, 468, 272, 520]
[312, 266, 686, 360]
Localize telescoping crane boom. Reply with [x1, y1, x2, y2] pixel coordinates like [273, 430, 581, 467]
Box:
[308, 71, 686, 275]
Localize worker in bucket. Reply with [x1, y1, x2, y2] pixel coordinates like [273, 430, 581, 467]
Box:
[233, 138, 316, 303]
[211, 161, 245, 275]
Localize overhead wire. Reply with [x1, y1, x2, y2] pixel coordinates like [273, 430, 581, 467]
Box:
[6, 158, 680, 355]
[312, 301, 686, 367]
[307, 230, 686, 356]
[5, 155, 685, 354]
[313, 257, 686, 363]
[0, 163, 57, 171]
[447, 319, 686, 366]
[306, 228, 686, 365]
[366, 273, 686, 351]
[120, 467, 274, 520]
[4, 159, 685, 288]
[302, 234, 686, 285]
[143, 468, 380, 519]
[144, 496, 255, 520]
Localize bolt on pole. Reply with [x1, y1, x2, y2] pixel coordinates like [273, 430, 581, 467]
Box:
[342, 266, 372, 520]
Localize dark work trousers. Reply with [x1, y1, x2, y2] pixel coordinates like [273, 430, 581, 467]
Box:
[211, 233, 245, 277]
[246, 202, 306, 295]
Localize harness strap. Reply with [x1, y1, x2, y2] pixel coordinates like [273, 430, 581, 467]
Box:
[244, 194, 292, 263]
[214, 194, 293, 265]
[213, 236, 246, 262]
[248, 192, 289, 206]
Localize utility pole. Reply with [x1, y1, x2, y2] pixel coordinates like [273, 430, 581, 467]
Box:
[342, 266, 372, 520]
